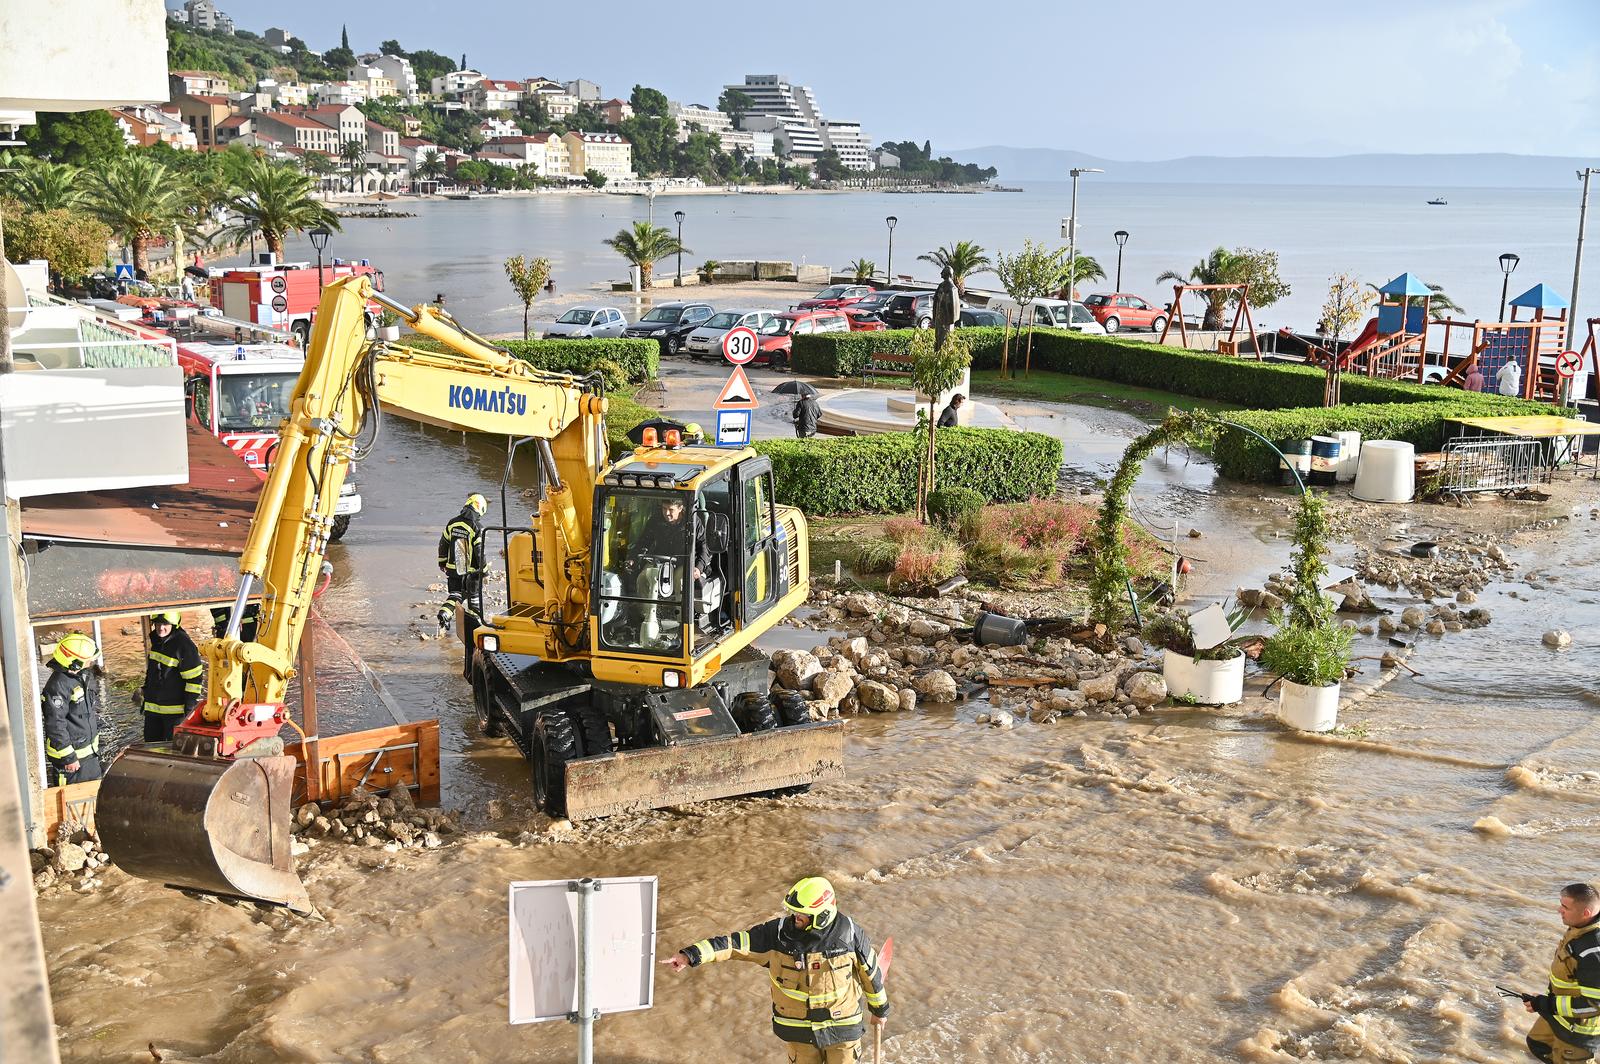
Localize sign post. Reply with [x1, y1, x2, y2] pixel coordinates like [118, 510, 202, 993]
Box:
[509, 876, 658, 1064]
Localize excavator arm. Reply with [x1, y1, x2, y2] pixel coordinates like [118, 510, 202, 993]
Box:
[98, 277, 607, 909]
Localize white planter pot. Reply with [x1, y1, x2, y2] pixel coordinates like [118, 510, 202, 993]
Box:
[378, 325, 401, 341]
[1163, 650, 1245, 705]
[1278, 679, 1341, 732]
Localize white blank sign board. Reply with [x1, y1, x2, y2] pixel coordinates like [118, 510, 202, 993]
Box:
[508, 877, 658, 1024]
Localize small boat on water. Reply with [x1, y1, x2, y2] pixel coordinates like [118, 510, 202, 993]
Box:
[1427, 196, 1448, 205]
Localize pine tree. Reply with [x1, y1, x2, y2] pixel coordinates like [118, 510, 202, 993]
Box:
[460, 53, 467, 70]
[341, 25, 350, 50]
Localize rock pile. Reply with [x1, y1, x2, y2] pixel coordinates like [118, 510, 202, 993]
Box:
[1353, 539, 1514, 601]
[31, 827, 113, 896]
[290, 785, 458, 855]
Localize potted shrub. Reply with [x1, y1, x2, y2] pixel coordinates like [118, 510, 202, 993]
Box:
[1144, 605, 1246, 705]
[376, 308, 402, 342]
[1258, 491, 1353, 731]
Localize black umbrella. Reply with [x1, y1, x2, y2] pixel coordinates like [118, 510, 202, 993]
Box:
[626, 417, 688, 445]
[771, 380, 818, 399]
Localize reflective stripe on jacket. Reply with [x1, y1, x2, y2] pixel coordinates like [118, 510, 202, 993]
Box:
[438, 507, 485, 573]
[143, 626, 203, 713]
[684, 915, 888, 1047]
[1548, 919, 1600, 1047]
[41, 663, 98, 776]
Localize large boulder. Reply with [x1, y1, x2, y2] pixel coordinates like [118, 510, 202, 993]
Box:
[855, 680, 899, 713]
[1123, 672, 1168, 706]
[812, 671, 855, 707]
[911, 669, 958, 702]
[897, 688, 917, 713]
[53, 843, 88, 874]
[907, 616, 951, 640]
[773, 650, 823, 691]
[841, 593, 878, 617]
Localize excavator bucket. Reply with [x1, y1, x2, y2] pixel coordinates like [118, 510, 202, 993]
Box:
[97, 747, 311, 912]
[561, 720, 846, 821]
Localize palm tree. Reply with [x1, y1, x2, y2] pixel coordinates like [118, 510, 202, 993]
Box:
[339, 139, 367, 193]
[917, 240, 990, 291]
[1058, 253, 1106, 300]
[83, 155, 193, 275]
[10, 160, 82, 211]
[212, 159, 340, 259]
[847, 258, 876, 283]
[416, 149, 447, 182]
[1157, 247, 1238, 330]
[602, 221, 689, 289]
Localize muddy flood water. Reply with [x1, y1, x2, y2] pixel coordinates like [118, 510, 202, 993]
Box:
[36, 402, 1600, 1062]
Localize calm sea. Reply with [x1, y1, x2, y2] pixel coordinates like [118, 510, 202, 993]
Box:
[261, 180, 1585, 336]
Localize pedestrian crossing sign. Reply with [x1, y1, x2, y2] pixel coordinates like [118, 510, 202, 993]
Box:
[114, 263, 135, 280]
[715, 409, 752, 447]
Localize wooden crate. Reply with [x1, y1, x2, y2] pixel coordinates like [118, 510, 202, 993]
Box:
[285, 719, 441, 806]
[41, 779, 101, 838]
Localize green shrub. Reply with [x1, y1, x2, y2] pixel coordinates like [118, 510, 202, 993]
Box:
[752, 429, 1062, 516]
[403, 335, 659, 383]
[1259, 617, 1354, 687]
[928, 486, 986, 528]
[850, 538, 902, 574]
[891, 532, 963, 589]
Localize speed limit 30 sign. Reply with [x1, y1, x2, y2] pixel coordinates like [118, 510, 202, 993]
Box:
[722, 326, 759, 365]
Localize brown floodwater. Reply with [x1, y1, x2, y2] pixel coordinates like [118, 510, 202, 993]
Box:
[37, 410, 1600, 1062]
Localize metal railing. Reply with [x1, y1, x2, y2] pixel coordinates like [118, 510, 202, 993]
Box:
[1436, 437, 1549, 495]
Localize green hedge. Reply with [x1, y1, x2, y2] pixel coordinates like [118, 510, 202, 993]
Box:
[499, 338, 659, 384]
[752, 428, 1062, 515]
[1214, 397, 1548, 481]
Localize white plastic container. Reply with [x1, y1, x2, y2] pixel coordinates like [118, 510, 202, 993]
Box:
[1334, 430, 1361, 482]
[1164, 650, 1245, 705]
[1351, 440, 1415, 503]
[1278, 679, 1340, 731]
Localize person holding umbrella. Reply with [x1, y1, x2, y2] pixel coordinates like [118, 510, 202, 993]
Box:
[774, 380, 821, 439]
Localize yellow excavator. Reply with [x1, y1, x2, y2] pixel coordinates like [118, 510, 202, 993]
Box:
[97, 276, 844, 910]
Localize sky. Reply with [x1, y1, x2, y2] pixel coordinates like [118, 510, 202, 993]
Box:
[201, 0, 1599, 159]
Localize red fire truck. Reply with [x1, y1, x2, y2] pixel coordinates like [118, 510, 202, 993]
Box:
[208, 258, 384, 349]
[177, 339, 363, 541]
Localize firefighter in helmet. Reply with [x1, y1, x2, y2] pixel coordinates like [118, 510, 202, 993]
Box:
[135, 610, 203, 742]
[41, 634, 103, 786]
[438, 493, 487, 627]
[664, 877, 889, 1063]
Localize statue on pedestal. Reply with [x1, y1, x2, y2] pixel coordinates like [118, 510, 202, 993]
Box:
[932, 266, 960, 348]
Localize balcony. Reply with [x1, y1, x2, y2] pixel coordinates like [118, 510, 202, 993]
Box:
[2, 287, 188, 497]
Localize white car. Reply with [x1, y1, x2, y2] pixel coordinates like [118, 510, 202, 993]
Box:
[541, 306, 628, 339]
[683, 308, 781, 361]
[984, 295, 1108, 335]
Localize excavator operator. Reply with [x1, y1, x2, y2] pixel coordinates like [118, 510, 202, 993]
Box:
[438, 493, 487, 627]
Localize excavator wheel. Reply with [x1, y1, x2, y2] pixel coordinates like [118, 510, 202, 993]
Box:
[470, 656, 504, 738]
[531, 706, 581, 818]
[573, 702, 614, 756]
[774, 691, 812, 727]
[733, 691, 779, 733]
[328, 515, 351, 543]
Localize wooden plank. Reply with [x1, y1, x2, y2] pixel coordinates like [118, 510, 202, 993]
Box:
[416, 721, 441, 804]
[41, 780, 101, 838]
[284, 719, 441, 806]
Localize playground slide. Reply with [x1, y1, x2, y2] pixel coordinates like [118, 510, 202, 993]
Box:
[1344, 317, 1380, 358]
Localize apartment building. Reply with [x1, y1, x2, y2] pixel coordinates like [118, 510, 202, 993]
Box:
[169, 71, 230, 97]
[346, 66, 398, 102]
[465, 79, 524, 111]
[358, 54, 420, 103]
[561, 131, 632, 181]
[718, 128, 775, 160]
[252, 111, 339, 153]
[256, 79, 310, 107]
[176, 0, 233, 33]
[171, 93, 232, 149]
[107, 105, 198, 150]
[600, 98, 633, 125]
[564, 79, 602, 102]
[722, 74, 870, 170]
[482, 132, 567, 176]
[431, 70, 484, 98]
[823, 121, 872, 170]
[668, 102, 731, 141]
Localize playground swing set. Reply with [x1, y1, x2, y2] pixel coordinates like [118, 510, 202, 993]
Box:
[1157, 282, 1260, 355]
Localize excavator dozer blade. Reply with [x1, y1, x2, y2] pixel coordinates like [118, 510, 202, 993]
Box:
[561, 720, 846, 822]
[97, 747, 311, 912]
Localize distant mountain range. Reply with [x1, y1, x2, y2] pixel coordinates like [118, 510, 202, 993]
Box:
[945, 146, 1595, 188]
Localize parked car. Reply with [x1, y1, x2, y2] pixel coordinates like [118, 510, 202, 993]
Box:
[623, 301, 715, 354]
[879, 291, 936, 330]
[683, 308, 782, 361]
[958, 308, 1007, 328]
[984, 295, 1107, 334]
[1083, 292, 1168, 333]
[755, 310, 852, 371]
[796, 284, 877, 311]
[842, 290, 895, 330]
[541, 305, 628, 339]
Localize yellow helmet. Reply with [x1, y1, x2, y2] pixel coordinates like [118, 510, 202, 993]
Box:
[684, 422, 703, 438]
[52, 633, 99, 670]
[784, 876, 838, 930]
[150, 611, 181, 626]
[466, 493, 487, 514]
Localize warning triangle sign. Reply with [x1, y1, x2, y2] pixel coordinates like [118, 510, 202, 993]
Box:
[714, 365, 759, 409]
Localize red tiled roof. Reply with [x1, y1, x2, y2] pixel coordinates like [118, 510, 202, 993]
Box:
[260, 112, 326, 129]
[217, 115, 249, 129]
[400, 137, 437, 148]
[182, 94, 229, 105]
[487, 135, 538, 144]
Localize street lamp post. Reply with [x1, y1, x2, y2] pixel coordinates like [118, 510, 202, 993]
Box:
[1498, 251, 1521, 320]
[674, 210, 685, 287]
[1113, 229, 1129, 291]
[309, 225, 332, 293]
[885, 215, 897, 285]
[1066, 167, 1104, 302]
[1572, 168, 1597, 348]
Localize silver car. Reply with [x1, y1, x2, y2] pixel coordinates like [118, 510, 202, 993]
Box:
[684, 308, 780, 361]
[541, 306, 628, 339]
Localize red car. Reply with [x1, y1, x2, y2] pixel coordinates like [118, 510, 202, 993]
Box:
[1083, 292, 1169, 333]
[755, 310, 852, 371]
[796, 283, 877, 311]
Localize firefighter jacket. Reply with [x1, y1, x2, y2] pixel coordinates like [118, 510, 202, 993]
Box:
[438, 506, 485, 574]
[143, 626, 203, 715]
[683, 915, 889, 1048]
[1544, 918, 1600, 1048]
[41, 664, 99, 783]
